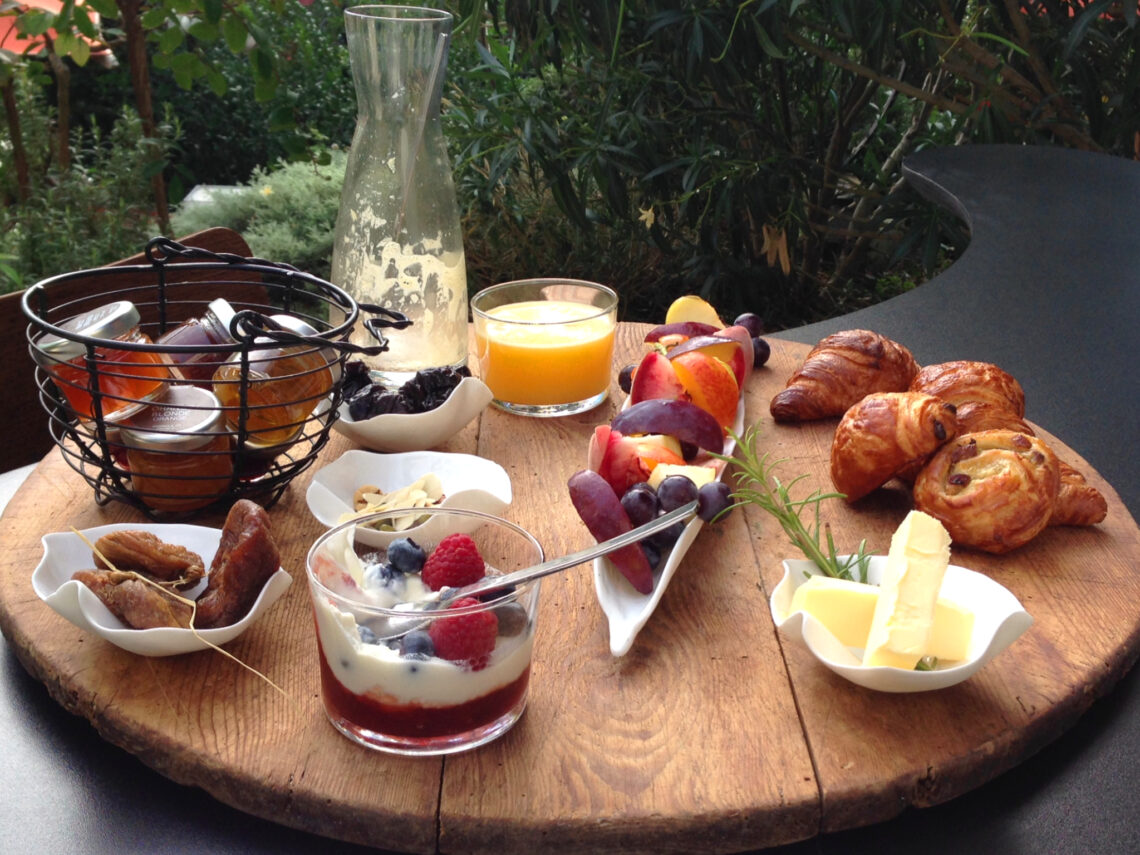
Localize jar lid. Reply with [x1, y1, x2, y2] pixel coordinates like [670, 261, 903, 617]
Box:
[118, 385, 228, 452]
[205, 298, 238, 334]
[32, 300, 141, 365]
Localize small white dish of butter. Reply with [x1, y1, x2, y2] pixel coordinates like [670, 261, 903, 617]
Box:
[770, 511, 1033, 693]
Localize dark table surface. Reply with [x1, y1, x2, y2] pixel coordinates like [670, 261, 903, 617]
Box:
[3, 144, 1139, 854]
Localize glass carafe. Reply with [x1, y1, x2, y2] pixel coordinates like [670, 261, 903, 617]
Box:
[331, 5, 468, 383]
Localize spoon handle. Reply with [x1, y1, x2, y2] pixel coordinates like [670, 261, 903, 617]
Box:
[446, 500, 699, 602]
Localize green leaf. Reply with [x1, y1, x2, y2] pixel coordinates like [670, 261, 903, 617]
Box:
[70, 38, 91, 67]
[250, 45, 274, 78]
[73, 7, 98, 39]
[152, 51, 172, 70]
[141, 7, 168, 29]
[207, 68, 227, 97]
[222, 16, 248, 53]
[188, 21, 219, 43]
[158, 26, 185, 54]
[53, 31, 75, 57]
[202, 0, 224, 25]
[85, 0, 117, 15]
[170, 0, 197, 14]
[20, 10, 53, 37]
[254, 74, 277, 102]
[171, 52, 199, 89]
[268, 104, 295, 132]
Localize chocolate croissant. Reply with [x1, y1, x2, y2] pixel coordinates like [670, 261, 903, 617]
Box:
[830, 392, 958, 502]
[909, 360, 1026, 417]
[1049, 461, 1108, 527]
[770, 330, 919, 422]
[913, 429, 1060, 554]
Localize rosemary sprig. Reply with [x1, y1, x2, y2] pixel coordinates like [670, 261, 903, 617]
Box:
[713, 424, 870, 583]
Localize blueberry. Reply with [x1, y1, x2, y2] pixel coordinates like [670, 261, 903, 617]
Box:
[493, 602, 529, 637]
[656, 474, 699, 512]
[618, 363, 637, 394]
[752, 336, 771, 368]
[387, 537, 426, 574]
[399, 630, 435, 660]
[358, 624, 380, 645]
[363, 562, 402, 589]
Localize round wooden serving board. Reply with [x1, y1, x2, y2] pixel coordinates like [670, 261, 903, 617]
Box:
[2, 326, 1139, 854]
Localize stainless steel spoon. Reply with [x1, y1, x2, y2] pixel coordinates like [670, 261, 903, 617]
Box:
[432, 499, 699, 606]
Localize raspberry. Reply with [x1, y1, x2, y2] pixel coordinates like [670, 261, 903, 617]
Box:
[428, 598, 499, 670]
[420, 533, 485, 591]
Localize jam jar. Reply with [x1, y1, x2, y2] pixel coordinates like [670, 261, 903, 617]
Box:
[118, 385, 235, 512]
[31, 300, 171, 422]
[155, 298, 239, 386]
[211, 314, 336, 450]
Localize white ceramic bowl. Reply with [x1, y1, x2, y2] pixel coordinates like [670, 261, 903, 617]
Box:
[332, 377, 493, 452]
[593, 398, 745, 657]
[305, 449, 512, 548]
[32, 523, 292, 657]
[769, 556, 1033, 692]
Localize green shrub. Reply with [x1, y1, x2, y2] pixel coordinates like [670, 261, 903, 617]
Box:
[0, 89, 175, 292]
[170, 150, 347, 280]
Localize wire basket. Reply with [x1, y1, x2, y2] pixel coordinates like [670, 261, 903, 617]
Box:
[20, 237, 408, 519]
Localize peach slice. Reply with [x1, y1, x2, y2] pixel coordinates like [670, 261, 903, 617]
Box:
[671, 350, 740, 430]
[665, 295, 725, 328]
[667, 335, 748, 389]
[629, 351, 687, 405]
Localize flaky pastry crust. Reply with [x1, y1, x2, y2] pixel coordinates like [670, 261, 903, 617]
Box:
[770, 329, 919, 423]
[909, 360, 1026, 417]
[830, 392, 958, 501]
[1049, 461, 1108, 527]
[913, 429, 1060, 553]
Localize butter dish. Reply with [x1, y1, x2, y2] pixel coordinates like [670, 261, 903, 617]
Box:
[770, 556, 1033, 692]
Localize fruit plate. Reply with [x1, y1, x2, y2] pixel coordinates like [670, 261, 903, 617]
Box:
[593, 400, 744, 657]
[331, 377, 493, 453]
[31, 524, 292, 657]
[305, 449, 512, 548]
[769, 557, 1034, 693]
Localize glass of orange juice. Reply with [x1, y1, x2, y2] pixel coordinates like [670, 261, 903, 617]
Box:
[471, 279, 618, 417]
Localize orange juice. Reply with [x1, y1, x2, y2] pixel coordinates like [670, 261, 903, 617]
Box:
[474, 300, 616, 407]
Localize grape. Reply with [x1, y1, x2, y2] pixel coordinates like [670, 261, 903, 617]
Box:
[621, 482, 659, 527]
[752, 336, 771, 368]
[656, 474, 699, 512]
[733, 312, 765, 338]
[641, 540, 662, 571]
[697, 481, 734, 522]
[618, 363, 637, 394]
[649, 520, 685, 550]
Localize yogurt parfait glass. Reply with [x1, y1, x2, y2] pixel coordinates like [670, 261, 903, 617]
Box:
[306, 506, 543, 755]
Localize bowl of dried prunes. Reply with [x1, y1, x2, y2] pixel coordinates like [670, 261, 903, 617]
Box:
[331, 361, 493, 452]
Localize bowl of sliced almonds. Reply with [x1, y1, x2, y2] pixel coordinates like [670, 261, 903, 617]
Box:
[305, 450, 513, 547]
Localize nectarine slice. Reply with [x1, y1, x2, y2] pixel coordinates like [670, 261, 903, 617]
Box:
[671, 351, 740, 430]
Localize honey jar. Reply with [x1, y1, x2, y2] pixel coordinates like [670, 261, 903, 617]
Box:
[31, 300, 171, 422]
[155, 298, 238, 386]
[211, 314, 336, 450]
[118, 385, 235, 512]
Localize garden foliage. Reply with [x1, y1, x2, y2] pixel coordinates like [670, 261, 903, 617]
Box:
[2, 1, 1137, 327]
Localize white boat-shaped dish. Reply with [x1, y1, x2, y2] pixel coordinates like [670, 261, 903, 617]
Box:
[305, 449, 512, 548]
[32, 523, 292, 657]
[332, 377, 493, 452]
[770, 556, 1033, 692]
[593, 400, 745, 657]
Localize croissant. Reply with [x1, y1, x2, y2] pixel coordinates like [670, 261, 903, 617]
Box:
[952, 401, 1035, 436]
[913, 429, 1060, 554]
[770, 329, 919, 422]
[1049, 461, 1108, 527]
[830, 392, 958, 502]
[909, 360, 1026, 417]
